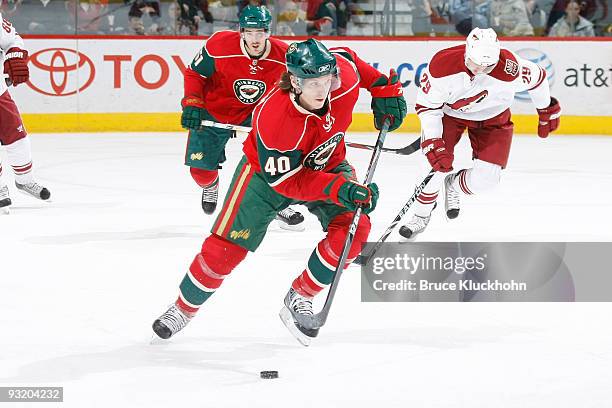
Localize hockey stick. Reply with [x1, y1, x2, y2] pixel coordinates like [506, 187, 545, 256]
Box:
[346, 136, 420, 156]
[290, 117, 391, 332]
[200, 120, 252, 133]
[353, 168, 436, 266]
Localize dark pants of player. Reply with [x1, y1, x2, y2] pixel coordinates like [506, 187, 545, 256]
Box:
[174, 156, 371, 314]
[414, 109, 514, 217]
[0, 90, 34, 184]
[184, 110, 250, 188]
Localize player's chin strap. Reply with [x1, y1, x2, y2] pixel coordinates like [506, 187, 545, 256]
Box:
[290, 116, 392, 332]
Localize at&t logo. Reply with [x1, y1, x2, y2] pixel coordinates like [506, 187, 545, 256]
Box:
[27, 48, 95, 96]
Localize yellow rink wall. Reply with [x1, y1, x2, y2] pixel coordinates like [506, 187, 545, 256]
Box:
[22, 113, 612, 135]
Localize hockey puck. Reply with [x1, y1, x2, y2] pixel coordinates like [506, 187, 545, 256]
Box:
[260, 371, 278, 379]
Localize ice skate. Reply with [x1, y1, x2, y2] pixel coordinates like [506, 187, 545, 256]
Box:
[15, 181, 51, 201]
[0, 185, 11, 214]
[152, 304, 193, 339]
[399, 214, 431, 241]
[279, 288, 318, 346]
[444, 173, 460, 219]
[201, 180, 219, 215]
[275, 207, 305, 231]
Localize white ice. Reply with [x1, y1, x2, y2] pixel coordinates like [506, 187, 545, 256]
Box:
[1, 132, 611, 407]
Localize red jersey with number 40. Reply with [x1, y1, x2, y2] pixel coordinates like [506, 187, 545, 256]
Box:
[243, 47, 384, 203]
[183, 31, 288, 124]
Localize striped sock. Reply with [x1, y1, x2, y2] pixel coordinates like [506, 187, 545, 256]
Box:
[292, 239, 355, 298]
[175, 253, 227, 315]
[12, 161, 34, 185]
[453, 169, 474, 195]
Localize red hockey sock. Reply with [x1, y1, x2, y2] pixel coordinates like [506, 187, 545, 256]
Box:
[176, 234, 248, 314]
[190, 167, 218, 188]
[292, 213, 371, 298]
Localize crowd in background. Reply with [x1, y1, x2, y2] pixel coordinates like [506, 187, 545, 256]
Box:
[1, 0, 609, 36]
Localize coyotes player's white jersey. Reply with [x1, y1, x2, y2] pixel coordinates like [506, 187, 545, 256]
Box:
[416, 44, 551, 141]
[0, 14, 25, 95]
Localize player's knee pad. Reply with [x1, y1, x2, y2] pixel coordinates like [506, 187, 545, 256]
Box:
[190, 167, 218, 188]
[198, 234, 248, 277]
[327, 212, 372, 259]
[468, 159, 502, 193]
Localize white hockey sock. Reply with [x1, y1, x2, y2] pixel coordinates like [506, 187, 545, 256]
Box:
[450, 160, 502, 195]
[414, 171, 445, 217]
[6, 137, 34, 185]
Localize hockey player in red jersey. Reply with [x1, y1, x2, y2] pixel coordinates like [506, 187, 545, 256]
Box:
[0, 15, 51, 213]
[153, 39, 407, 345]
[181, 5, 304, 229]
[399, 27, 561, 239]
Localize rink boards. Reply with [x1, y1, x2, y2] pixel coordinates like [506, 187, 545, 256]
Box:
[13, 36, 612, 134]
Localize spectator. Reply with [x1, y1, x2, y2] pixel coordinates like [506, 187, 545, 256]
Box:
[128, 0, 163, 35]
[448, 0, 489, 36]
[306, 0, 336, 35]
[0, 0, 21, 18]
[174, 0, 213, 35]
[489, 0, 535, 35]
[65, 0, 109, 34]
[411, 0, 433, 35]
[549, 0, 595, 35]
[276, 0, 306, 35]
[547, 0, 607, 32]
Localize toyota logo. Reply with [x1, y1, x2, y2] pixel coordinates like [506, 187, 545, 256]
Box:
[27, 48, 95, 96]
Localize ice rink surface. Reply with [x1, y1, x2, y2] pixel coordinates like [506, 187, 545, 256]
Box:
[1, 132, 611, 407]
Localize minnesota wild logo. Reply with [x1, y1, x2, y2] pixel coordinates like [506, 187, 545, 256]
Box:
[233, 79, 266, 104]
[304, 132, 344, 171]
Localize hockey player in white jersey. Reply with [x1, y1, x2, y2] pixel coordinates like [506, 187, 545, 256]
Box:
[0, 14, 50, 213]
[399, 27, 561, 239]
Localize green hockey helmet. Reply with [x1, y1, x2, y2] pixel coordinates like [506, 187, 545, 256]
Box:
[285, 39, 337, 79]
[239, 5, 272, 31]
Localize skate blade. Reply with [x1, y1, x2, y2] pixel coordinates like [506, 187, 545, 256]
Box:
[1, 207, 10, 215]
[279, 307, 312, 347]
[277, 219, 306, 232]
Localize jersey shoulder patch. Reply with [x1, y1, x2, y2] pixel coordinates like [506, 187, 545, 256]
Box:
[428, 45, 468, 78]
[489, 49, 519, 82]
[205, 31, 243, 58]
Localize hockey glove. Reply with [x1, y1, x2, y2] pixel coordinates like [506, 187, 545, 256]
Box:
[3, 48, 29, 86]
[422, 138, 453, 172]
[336, 181, 379, 214]
[369, 69, 407, 132]
[536, 97, 561, 138]
[181, 96, 206, 130]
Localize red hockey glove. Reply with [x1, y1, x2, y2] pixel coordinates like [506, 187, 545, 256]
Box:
[3, 48, 29, 86]
[536, 97, 561, 138]
[422, 138, 453, 172]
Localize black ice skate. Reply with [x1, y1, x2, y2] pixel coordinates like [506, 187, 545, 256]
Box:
[152, 304, 193, 339]
[15, 181, 51, 201]
[279, 288, 318, 346]
[444, 174, 460, 219]
[275, 207, 305, 231]
[0, 185, 11, 214]
[201, 180, 219, 215]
